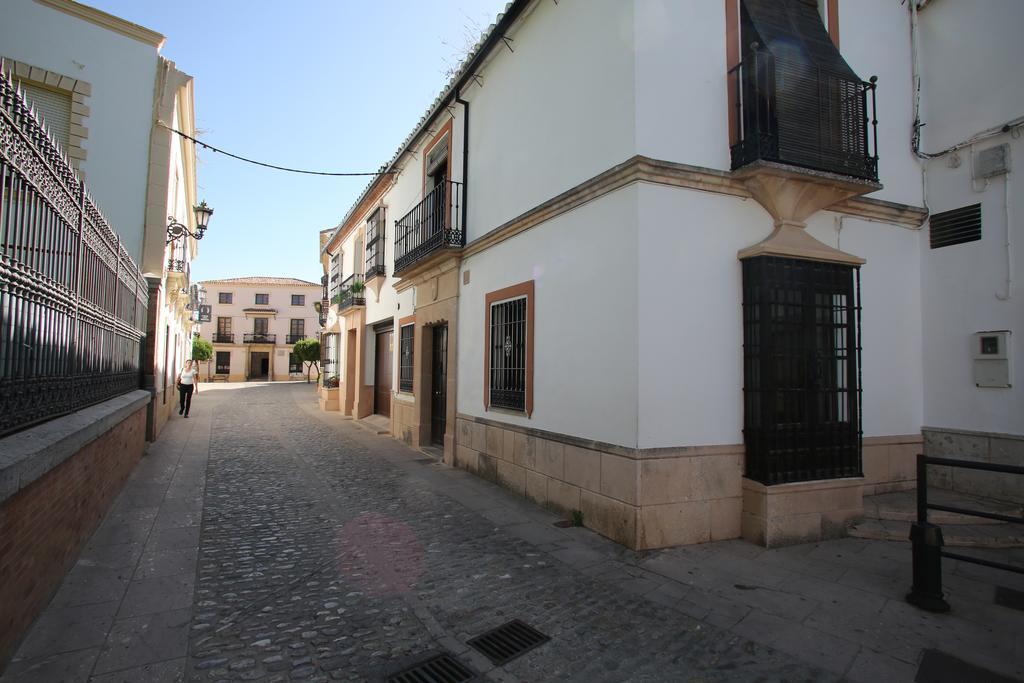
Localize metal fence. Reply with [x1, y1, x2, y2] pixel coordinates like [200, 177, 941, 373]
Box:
[0, 62, 148, 438]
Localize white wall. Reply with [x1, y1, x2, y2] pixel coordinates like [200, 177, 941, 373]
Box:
[458, 186, 640, 448]
[463, 0, 636, 241]
[920, 132, 1023, 435]
[636, 183, 924, 449]
[0, 0, 159, 263]
[202, 283, 321, 343]
[918, 0, 1024, 154]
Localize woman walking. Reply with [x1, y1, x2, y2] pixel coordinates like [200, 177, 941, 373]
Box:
[177, 359, 199, 417]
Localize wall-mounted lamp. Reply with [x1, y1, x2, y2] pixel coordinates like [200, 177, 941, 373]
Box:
[166, 200, 214, 244]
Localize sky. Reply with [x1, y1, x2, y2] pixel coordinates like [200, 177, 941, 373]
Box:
[85, 0, 510, 285]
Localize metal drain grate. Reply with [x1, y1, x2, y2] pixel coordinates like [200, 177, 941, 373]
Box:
[386, 652, 475, 683]
[467, 619, 550, 666]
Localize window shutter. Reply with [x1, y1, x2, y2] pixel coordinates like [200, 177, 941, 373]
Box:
[930, 204, 982, 249]
[21, 83, 73, 150]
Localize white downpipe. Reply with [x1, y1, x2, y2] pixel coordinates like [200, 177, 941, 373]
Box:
[997, 171, 1013, 301]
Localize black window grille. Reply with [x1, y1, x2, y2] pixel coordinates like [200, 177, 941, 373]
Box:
[255, 293, 269, 305]
[489, 297, 528, 411]
[365, 207, 386, 278]
[215, 351, 231, 374]
[742, 256, 862, 485]
[291, 294, 305, 305]
[399, 324, 414, 392]
[218, 292, 232, 304]
[929, 203, 981, 249]
[288, 352, 302, 373]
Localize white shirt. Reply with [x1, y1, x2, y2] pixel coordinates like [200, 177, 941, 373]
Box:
[179, 368, 197, 385]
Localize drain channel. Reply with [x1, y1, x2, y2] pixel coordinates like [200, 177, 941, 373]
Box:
[467, 619, 550, 666]
[386, 652, 475, 683]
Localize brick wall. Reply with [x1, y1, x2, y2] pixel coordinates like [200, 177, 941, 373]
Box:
[0, 406, 146, 666]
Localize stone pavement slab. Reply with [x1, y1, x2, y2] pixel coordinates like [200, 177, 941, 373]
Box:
[3, 381, 1022, 682]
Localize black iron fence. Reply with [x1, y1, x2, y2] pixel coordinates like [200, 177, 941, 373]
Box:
[729, 47, 878, 181]
[243, 333, 276, 344]
[907, 454, 1024, 613]
[333, 273, 365, 311]
[0, 63, 148, 438]
[286, 334, 305, 344]
[394, 180, 463, 274]
[212, 333, 234, 344]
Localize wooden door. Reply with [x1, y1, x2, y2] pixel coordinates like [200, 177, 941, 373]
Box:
[430, 325, 448, 446]
[374, 330, 393, 417]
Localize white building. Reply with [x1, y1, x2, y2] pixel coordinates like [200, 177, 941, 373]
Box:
[201, 277, 322, 382]
[0, 0, 206, 440]
[318, 0, 1022, 549]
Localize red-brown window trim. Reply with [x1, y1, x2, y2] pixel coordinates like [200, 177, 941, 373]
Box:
[421, 119, 453, 194]
[484, 280, 534, 418]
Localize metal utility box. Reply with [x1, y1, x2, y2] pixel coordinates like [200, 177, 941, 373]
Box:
[973, 330, 1012, 388]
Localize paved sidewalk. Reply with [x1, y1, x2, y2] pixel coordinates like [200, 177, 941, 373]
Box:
[3, 382, 1022, 682]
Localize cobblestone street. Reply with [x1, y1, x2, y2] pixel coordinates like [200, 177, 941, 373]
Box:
[4, 382, 1022, 682]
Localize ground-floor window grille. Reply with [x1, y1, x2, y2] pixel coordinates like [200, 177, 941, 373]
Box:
[399, 324, 414, 392]
[288, 352, 301, 373]
[216, 351, 230, 374]
[742, 256, 862, 485]
[489, 296, 528, 411]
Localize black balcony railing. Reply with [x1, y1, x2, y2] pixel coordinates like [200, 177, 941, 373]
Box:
[286, 334, 305, 344]
[0, 63, 148, 438]
[394, 180, 464, 275]
[729, 47, 878, 181]
[212, 333, 234, 344]
[332, 273, 365, 311]
[243, 333, 276, 344]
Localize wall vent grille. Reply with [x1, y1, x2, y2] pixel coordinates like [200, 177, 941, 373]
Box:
[930, 203, 981, 249]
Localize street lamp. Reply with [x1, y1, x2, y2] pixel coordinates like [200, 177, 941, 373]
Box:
[166, 200, 214, 244]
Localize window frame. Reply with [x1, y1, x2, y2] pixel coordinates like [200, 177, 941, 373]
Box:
[215, 351, 231, 374]
[484, 280, 535, 417]
[255, 293, 269, 305]
[291, 294, 305, 306]
[218, 292, 233, 304]
[253, 317, 269, 335]
[398, 316, 415, 394]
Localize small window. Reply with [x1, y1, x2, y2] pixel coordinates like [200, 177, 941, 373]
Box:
[289, 352, 302, 373]
[215, 351, 230, 374]
[291, 294, 305, 306]
[399, 324, 414, 393]
[930, 203, 982, 249]
[218, 292, 233, 304]
[255, 293, 269, 305]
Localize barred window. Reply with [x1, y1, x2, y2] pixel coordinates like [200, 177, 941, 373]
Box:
[399, 324, 414, 392]
[365, 207, 386, 277]
[215, 351, 230, 374]
[218, 292, 232, 304]
[489, 296, 527, 411]
[289, 352, 302, 373]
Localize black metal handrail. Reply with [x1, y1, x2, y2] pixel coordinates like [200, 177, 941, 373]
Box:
[907, 454, 1024, 613]
[212, 333, 234, 344]
[0, 63, 148, 438]
[243, 333, 276, 344]
[729, 47, 878, 181]
[332, 273, 365, 311]
[394, 180, 464, 275]
[286, 334, 305, 344]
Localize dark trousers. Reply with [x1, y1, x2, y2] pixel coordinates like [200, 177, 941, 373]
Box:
[178, 384, 194, 415]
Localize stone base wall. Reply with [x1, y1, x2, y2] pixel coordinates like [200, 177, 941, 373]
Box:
[392, 397, 417, 446]
[454, 416, 743, 550]
[862, 434, 921, 496]
[924, 427, 1024, 504]
[742, 477, 864, 547]
[319, 387, 340, 411]
[0, 392, 149, 666]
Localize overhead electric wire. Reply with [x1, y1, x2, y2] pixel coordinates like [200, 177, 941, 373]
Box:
[160, 122, 394, 177]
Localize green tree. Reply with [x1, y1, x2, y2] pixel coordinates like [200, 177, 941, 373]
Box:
[192, 336, 214, 380]
[292, 338, 321, 383]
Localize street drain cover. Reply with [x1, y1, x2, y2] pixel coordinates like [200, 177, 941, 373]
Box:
[386, 652, 475, 683]
[467, 619, 550, 666]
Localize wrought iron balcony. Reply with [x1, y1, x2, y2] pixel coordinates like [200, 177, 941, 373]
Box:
[729, 47, 878, 181]
[332, 273, 365, 311]
[212, 333, 234, 343]
[286, 334, 305, 344]
[243, 333, 276, 344]
[394, 180, 464, 275]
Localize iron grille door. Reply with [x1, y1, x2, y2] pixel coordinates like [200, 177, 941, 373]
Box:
[431, 325, 448, 446]
[742, 256, 862, 485]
